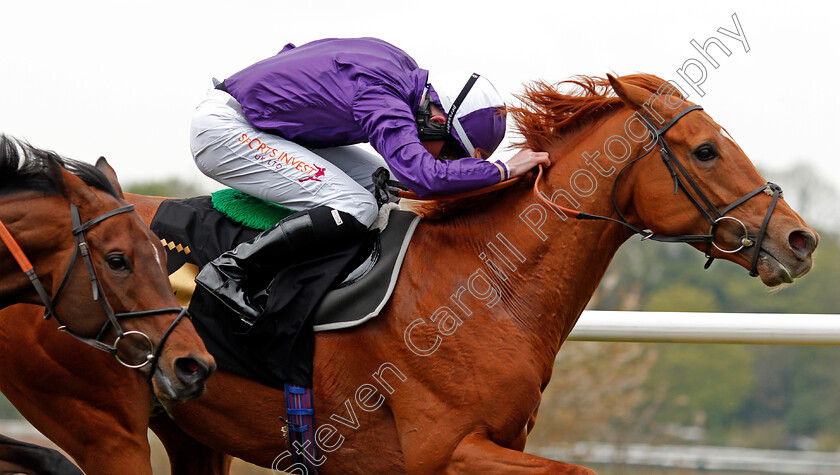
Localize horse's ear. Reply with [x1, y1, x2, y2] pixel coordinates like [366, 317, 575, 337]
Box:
[607, 74, 651, 111]
[59, 166, 99, 207]
[95, 156, 125, 198]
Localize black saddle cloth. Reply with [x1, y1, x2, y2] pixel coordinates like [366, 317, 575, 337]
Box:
[151, 196, 368, 388]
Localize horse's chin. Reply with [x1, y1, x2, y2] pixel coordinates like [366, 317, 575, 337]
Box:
[756, 249, 797, 287]
[151, 370, 207, 405]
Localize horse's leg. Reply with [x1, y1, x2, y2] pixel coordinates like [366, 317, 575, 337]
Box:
[509, 396, 542, 452]
[0, 377, 154, 475]
[444, 432, 595, 475]
[150, 414, 233, 475]
[0, 434, 82, 475]
[0, 306, 156, 475]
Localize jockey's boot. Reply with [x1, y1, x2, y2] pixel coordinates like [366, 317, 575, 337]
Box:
[195, 206, 368, 323]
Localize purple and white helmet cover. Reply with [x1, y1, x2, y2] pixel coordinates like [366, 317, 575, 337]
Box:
[428, 72, 507, 158]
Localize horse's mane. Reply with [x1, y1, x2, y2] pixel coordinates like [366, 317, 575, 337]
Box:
[404, 74, 670, 218]
[0, 134, 119, 198]
[509, 74, 668, 150]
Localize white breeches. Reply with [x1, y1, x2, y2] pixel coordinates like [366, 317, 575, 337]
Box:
[189, 88, 387, 228]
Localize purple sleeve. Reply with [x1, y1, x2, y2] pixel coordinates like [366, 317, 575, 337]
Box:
[352, 86, 502, 197]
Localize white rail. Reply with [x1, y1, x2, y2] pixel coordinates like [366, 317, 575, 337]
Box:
[567, 311, 840, 345]
[536, 443, 840, 474]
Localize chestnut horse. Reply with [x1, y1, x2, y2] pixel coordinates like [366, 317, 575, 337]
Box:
[0, 136, 215, 471]
[0, 75, 819, 474]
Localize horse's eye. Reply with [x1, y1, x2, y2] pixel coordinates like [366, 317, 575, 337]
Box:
[694, 145, 718, 162]
[106, 254, 131, 271]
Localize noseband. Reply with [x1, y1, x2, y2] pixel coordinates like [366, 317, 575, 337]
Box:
[0, 203, 187, 380]
[536, 104, 783, 277]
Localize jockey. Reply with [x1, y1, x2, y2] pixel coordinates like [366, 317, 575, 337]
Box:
[191, 37, 549, 321]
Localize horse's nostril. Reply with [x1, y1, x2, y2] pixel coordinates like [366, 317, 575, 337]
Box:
[788, 230, 814, 253]
[174, 356, 210, 385]
[185, 359, 200, 374]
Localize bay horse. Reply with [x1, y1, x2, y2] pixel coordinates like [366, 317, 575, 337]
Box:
[0, 136, 216, 471]
[0, 74, 819, 474]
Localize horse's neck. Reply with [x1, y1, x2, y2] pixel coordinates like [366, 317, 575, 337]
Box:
[453, 112, 635, 366]
[0, 194, 68, 306]
[124, 193, 168, 226]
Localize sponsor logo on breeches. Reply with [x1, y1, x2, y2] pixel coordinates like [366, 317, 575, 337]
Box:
[238, 133, 326, 181]
[299, 165, 326, 182]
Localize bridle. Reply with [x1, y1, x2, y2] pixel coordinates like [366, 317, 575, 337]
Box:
[381, 101, 784, 277]
[535, 104, 784, 277]
[0, 202, 187, 380]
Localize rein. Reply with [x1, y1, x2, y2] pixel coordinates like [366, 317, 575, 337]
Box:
[395, 176, 521, 201]
[0, 203, 186, 379]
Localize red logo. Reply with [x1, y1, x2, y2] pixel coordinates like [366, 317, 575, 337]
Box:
[299, 165, 326, 182]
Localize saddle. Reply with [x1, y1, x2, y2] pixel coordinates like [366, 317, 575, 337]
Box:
[150, 192, 419, 388]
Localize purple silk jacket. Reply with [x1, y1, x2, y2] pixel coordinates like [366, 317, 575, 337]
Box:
[224, 37, 502, 197]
